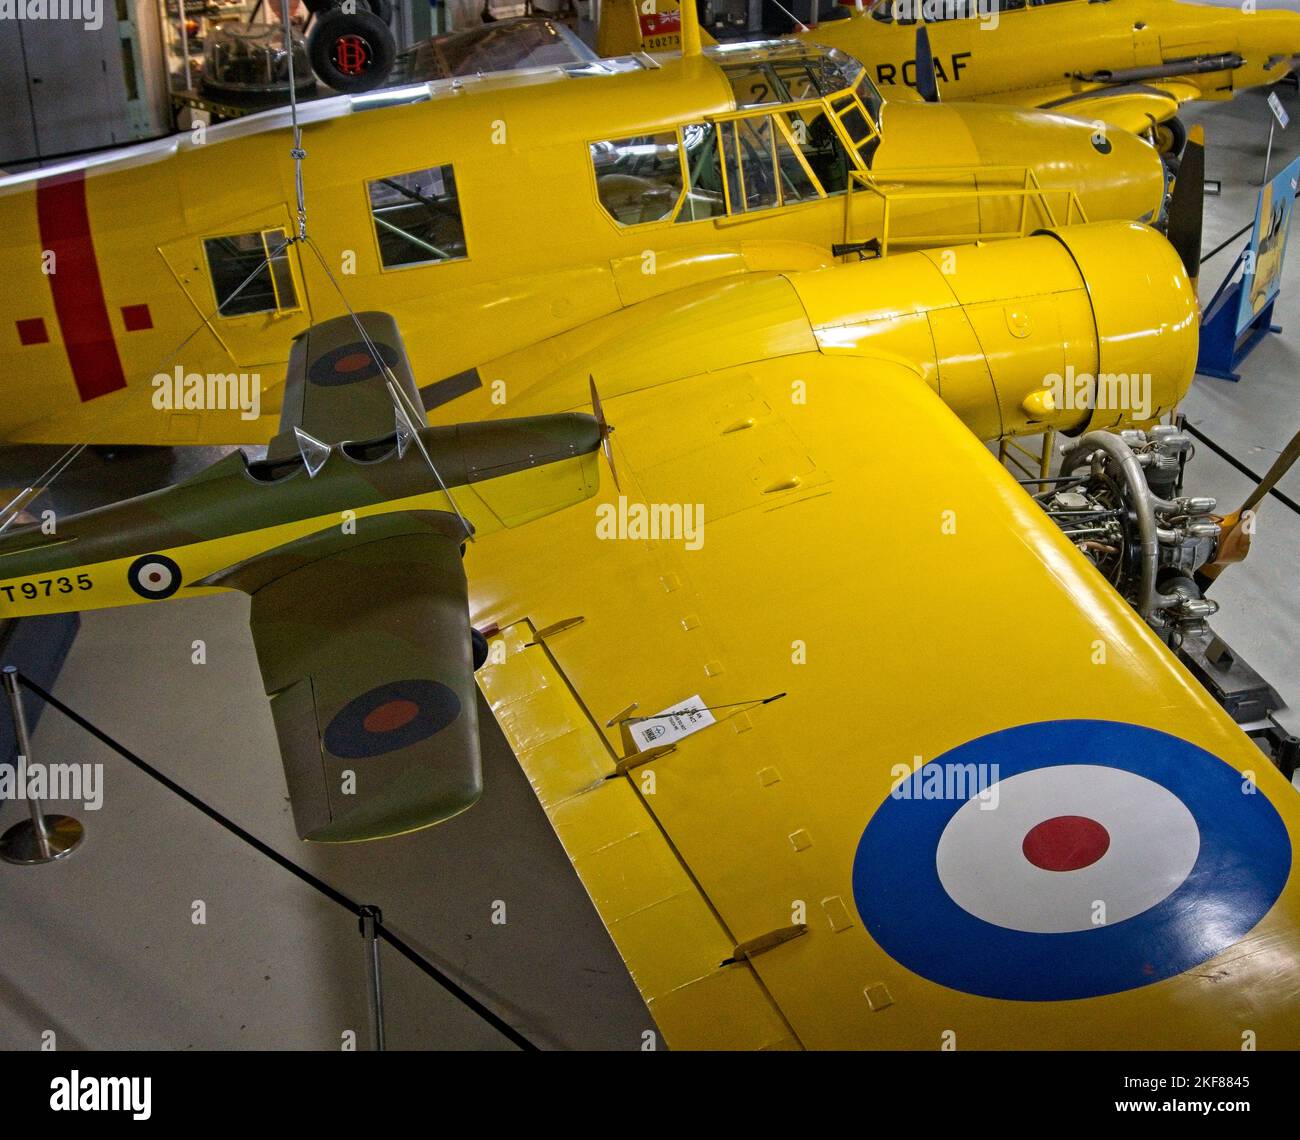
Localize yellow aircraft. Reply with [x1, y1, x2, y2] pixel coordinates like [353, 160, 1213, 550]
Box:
[599, 0, 1300, 154]
[10, 209, 1299, 1047]
[5, 12, 1299, 1047]
[0, 29, 1169, 448]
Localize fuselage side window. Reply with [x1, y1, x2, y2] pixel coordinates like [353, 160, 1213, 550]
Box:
[591, 133, 685, 225]
[367, 165, 468, 269]
[676, 122, 727, 223]
[734, 116, 780, 213]
[203, 227, 298, 317]
[772, 116, 822, 203]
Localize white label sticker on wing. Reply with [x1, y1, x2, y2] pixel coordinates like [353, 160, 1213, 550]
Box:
[631, 695, 715, 752]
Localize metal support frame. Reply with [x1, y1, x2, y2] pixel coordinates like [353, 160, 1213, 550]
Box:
[0, 666, 84, 865]
[358, 905, 387, 1051]
[998, 430, 1056, 493]
[1261, 118, 1276, 188]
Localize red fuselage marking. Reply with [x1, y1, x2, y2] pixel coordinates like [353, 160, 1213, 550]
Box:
[36, 171, 127, 402]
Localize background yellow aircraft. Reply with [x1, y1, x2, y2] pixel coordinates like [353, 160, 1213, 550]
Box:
[601, 0, 1300, 154]
[0, 37, 1167, 448]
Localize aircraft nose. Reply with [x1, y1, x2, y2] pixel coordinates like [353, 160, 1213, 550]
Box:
[966, 106, 1167, 227]
[1089, 123, 1168, 226]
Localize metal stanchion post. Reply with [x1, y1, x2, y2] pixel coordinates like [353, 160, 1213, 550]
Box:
[0, 666, 84, 865]
[358, 905, 386, 1051]
[1261, 118, 1276, 187]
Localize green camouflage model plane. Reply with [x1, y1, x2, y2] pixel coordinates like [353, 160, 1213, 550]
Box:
[0, 312, 608, 842]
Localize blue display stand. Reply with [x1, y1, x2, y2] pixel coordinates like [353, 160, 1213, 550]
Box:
[1196, 250, 1282, 382]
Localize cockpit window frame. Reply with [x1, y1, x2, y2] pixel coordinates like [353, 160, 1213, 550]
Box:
[585, 81, 880, 229]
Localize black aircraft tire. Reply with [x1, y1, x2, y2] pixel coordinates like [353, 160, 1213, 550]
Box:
[364, 0, 394, 23]
[307, 8, 395, 94]
[471, 628, 489, 672]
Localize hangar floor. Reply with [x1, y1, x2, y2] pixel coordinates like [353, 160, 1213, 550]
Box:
[0, 88, 1297, 1050]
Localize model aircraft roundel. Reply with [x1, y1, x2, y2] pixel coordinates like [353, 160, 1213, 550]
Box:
[308, 340, 401, 387]
[851, 720, 1292, 1001]
[127, 554, 182, 600]
[322, 679, 460, 759]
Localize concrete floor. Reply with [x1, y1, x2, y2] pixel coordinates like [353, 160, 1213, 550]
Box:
[1, 88, 1298, 1051]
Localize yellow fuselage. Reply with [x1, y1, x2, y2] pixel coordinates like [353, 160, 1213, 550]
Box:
[0, 47, 1164, 447]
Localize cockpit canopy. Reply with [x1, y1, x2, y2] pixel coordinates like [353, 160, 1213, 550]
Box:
[588, 43, 883, 229]
[703, 41, 882, 119]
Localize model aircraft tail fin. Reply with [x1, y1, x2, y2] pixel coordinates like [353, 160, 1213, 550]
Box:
[596, 0, 717, 58]
[1166, 124, 1205, 283]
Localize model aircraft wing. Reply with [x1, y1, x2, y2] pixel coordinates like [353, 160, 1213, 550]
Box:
[266, 310, 424, 461]
[202, 510, 480, 842]
[471, 353, 1300, 1049]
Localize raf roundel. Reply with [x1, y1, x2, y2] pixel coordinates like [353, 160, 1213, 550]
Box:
[127, 554, 182, 600]
[851, 720, 1292, 1001]
[307, 340, 400, 387]
[322, 679, 461, 760]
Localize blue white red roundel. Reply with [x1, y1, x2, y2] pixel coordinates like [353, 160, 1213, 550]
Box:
[127, 553, 182, 600]
[851, 720, 1292, 1001]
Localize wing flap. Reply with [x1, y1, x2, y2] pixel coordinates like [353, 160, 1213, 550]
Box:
[485, 620, 799, 1049]
[1026, 81, 1200, 135]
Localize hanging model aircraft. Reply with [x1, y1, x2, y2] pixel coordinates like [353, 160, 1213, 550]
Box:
[598, 0, 1300, 155]
[0, 311, 612, 842]
[0, 31, 1172, 447]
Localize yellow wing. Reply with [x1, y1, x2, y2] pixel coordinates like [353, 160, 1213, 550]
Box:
[986, 80, 1201, 137]
[468, 353, 1300, 1050]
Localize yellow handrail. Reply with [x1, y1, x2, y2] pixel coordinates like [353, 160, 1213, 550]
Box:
[845, 164, 1088, 256]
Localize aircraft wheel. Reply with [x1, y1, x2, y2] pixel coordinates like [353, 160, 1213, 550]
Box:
[471, 628, 489, 671]
[1154, 116, 1187, 159]
[307, 8, 395, 94]
[363, 0, 394, 22]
